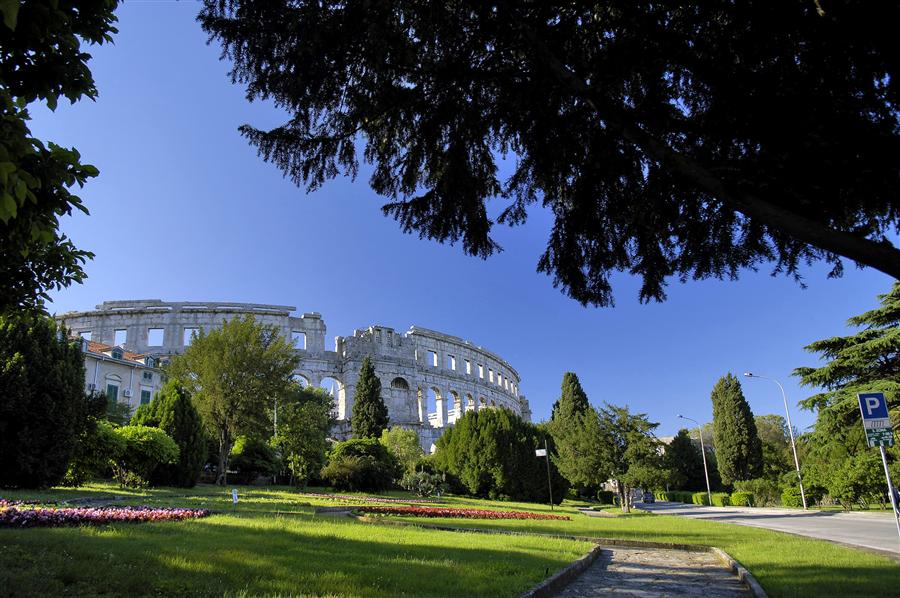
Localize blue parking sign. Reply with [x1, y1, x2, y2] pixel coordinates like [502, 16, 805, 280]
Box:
[859, 392, 890, 420]
[858, 392, 894, 448]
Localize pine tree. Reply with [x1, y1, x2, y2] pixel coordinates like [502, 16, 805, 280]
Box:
[664, 429, 706, 491]
[131, 381, 206, 487]
[548, 372, 607, 491]
[351, 357, 388, 439]
[711, 373, 763, 486]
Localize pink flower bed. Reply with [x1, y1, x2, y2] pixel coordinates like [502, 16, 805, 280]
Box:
[298, 492, 440, 504]
[357, 505, 570, 520]
[0, 502, 211, 528]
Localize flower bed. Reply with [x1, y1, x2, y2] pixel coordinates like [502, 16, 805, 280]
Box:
[356, 505, 570, 520]
[0, 502, 211, 528]
[298, 492, 440, 504]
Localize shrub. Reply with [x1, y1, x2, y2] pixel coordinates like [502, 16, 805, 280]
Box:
[654, 491, 672, 501]
[734, 478, 780, 506]
[596, 490, 616, 505]
[692, 491, 710, 506]
[64, 419, 124, 486]
[230, 435, 280, 483]
[675, 491, 695, 504]
[380, 427, 424, 474]
[711, 492, 731, 507]
[730, 491, 754, 507]
[781, 486, 804, 508]
[322, 438, 399, 492]
[130, 381, 206, 487]
[112, 426, 179, 488]
[400, 471, 446, 497]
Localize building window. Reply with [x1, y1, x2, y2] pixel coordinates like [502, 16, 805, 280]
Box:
[148, 328, 164, 346]
[114, 329, 127, 346]
[465, 359, 472, 375]
[80, 331, 92, 341]
[106, 383, 119, 403]
[183, 327, 199, 346]
[292, 330, 306, 349]
[429, 350, 438, 367]
[448, 355, 456, 370]
[498, 372, 503, 386]
[142, 371, 153, 382]
[111, 348, 124, 360]
[145, 356, 156, 368]
[478, 364, 484, 379]
[489, 368, 494, 383]
[140, 389, 152, 405]
[391, 377, 410, 390]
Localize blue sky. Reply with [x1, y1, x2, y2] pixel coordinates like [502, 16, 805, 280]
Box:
[33, 4, 894, 435]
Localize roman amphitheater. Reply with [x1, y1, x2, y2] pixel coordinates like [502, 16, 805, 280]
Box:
[57, 300, 531, 451]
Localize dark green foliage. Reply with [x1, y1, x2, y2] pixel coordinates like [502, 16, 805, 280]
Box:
[664, 429, 706, 491]
[0, 314, 89, 488]
[272, 384, 333, 486]
[130, 381, 206, 487]
[596, 490, 616, 505]
[735, 478, 780, 507]
[111, 425, 179, 488]
[548, 372, 607, 492]
[321, 438, 399, 492]
[795, 284, 899, 507]
[351, 357, 388, 439]
[710, 492, 731, 507]
[0, 1, 119, 312]
[166, 315, 299, 484]
[433, 409, 568, 504]
[597, 404, 667, 512]
[201, 3, 900, 307]
[64, 417, 123, 486]
[230, 435, 280, 483]
[692, 492, 711, 506]
[711, 374, 763, 485]
[754, 414, 793, 480]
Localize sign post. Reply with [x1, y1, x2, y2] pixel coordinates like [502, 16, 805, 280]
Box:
[857, 392, 900, 548]
[536, 439, 553, 511]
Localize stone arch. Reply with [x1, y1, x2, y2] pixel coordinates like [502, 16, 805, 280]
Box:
[320, 376, 345, 418]
[466, 393, 475, 412]
[448, 390, 462, 424]
[490, 399, 496, 407]
[391, 377, 410, 390]
[292, 373, 310, 388]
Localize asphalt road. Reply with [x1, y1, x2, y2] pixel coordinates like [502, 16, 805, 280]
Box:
[641, 501, 900, 557]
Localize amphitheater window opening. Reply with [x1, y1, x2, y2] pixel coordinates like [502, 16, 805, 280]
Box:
[479, 397, 487, 409]
[466, 394, 475, 411]
[320, 377, 343, 415]
[292, 374, 310, 388]
[491, 399, 496, 407]
[465, 359, 472, 375]
[291, 330, 306, 350]
[447, 354, 456, 370]
[183, 327, 199, 347]
[391, 377, 410, 390]
[429, 350, 438, 367]
[147, 328, 164, 346]
[478, 364, 484, 379]
[497, 372, 503, 386]
[488, 368, 494, 383]
[80, 330, 92, 341]
[114, 329, 127, 346]
[426, 388, 441, 425]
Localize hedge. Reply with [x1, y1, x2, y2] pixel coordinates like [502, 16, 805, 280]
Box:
[730, 491, 754, 507]
[781, 486, 804, 508]
[711, 492, 731, 507]
[691, 492, 711, 506]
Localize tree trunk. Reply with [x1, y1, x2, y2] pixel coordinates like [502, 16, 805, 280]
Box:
[216, 432, 232, 486]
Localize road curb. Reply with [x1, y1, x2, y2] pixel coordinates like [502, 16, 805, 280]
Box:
[350, 513, 766, 596]
[516, 544, 605, 598]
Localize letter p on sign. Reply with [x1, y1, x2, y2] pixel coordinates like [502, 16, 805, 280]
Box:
[858, 392, 889, 420]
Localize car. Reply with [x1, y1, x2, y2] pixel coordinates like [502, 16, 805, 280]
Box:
[642, 492, 655, 503]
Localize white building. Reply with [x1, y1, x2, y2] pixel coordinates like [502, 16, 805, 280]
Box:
[78, 338, 164, 412]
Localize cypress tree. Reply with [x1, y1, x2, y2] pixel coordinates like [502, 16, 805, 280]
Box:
[548, 372, 607, 491]
[664, 429, 706, 491]
[710, 373, 763, 486]
[351, 357, 388, 439]
[131, 381, 206, 487]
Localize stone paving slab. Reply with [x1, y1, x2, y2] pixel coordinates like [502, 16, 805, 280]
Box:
[555, 546, 748, 597]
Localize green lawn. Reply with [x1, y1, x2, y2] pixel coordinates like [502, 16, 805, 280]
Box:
[0, 484, 589, 597]
[3, 484, 898, 597]
[383, 495, 900, 597]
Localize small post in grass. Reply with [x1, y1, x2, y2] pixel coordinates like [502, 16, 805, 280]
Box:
[231, 488, 239, 512]
[536, 438, 554, 511]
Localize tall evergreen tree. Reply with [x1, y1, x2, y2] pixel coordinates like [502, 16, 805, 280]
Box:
[664, 429, 706, 491]
[548, 372, 607, 492]
[131, 381, 206, 487]
[710, 373, 763, 485]
[351, 357, 388, 439]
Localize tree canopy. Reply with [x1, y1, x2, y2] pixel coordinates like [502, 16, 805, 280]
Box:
[166, 315, 299, 484]
[200, 2, 900, 306]
[0, 1, 118, 313]
[548, 372, 607, 492]
[272, 383, 333, 486]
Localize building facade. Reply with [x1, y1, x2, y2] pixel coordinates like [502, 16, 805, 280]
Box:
[78, 339, 164, 413]
[57, 300, 531, 451]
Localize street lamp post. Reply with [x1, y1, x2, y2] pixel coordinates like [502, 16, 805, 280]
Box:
[744, 372, 807, 510]
[678, 414, 713, 507]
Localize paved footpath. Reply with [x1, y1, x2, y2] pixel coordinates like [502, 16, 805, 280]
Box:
[642, 502, 900, 557]
[555, 546, 748, 597]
